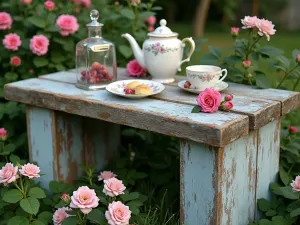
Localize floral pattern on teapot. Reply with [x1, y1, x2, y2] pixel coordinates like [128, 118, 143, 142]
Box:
[145, 42, 179, 56]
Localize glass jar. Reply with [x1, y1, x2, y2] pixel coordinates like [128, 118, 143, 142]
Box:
[76, 10, 117, 90]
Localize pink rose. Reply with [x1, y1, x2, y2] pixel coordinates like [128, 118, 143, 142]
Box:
[56, 15, 79, 36]
[3, 33, 22, 51]
[19, 163, 40, 179]
[0, 163, 19, 186]
[98, 171, 117, 181]
[70, 186, 99, 214]
[148, 26, 154, 32]
[126, 60, 147, 77]
[231, 27, 239, 37]
[105, 201, 131, 225]
[53, 207, 70, 225]
[21, 0, 32, 5]
[222, 101, 233, 110]
[243, 59, 251, 68]
[44, 1, 55, 11]
[196, 88, 222, 113]
[11, 56, 21, 67]
[297, 54, 300, 64]
[0, 128, 7, 141]
[81, 0, 91, 8]
[241, 16, 258, 29]
[225, 94, 233, 101]
[0, 12, 13, 30]
[256, 18, 276, 41]
[289, 126, 298, 134]
[103, 178, 126, 197]
[146, 16, 156, 26]
[291, 176, 300, 192]
[131, 0, 140, 5]
[30, 35, 49, 56]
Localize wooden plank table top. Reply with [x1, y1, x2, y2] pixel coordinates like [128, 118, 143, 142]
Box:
[4, 68, 300, 147]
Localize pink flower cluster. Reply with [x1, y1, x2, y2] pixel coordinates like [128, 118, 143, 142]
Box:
[72, 0, 91, 8]
[3, 33, 21, 51]
[53, 207, 70, 225]
[289, 126, 298, 134]
[231, 27, 239, 37]
[98, 171, 117, 181]
[30, 35, 49, 56]
[297, 54, 300, 64]
[0, 162, 40, 186]
[56, 15, 79, 36]
[21, 0, 32, 5]
[131, 0, 141, 5]
[70, 186, 99, 214]
[103, 177, 126, 197]
[243, 59, 251, 69]
[11, 56, 21, 67]
[126, 60, 147, 77]
[44, 1, 56, 11]
[0, 128, 7, 141]
[106, 201, 131, 225]
[146, 16, 156, 32]
[241, 16, 276, 41]
[0, 12, 12, 30]
[291, 176, 300, 192]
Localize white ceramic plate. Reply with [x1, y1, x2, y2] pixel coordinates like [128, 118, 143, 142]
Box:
[178, 80, 229, 94]
[106, 80, 165, 99]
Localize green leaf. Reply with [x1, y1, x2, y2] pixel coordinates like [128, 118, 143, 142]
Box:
[290, 208, 300, 217]
[120, 192, 139, 202]
[87, 209, 105, 223]
[271, 216, 286, 224]
[49, 181, 67, 193]
[191, 105, 201, 113]
[9, 155, 21, 164]
[27, 16, 46, 28]
[4, 72, 18, 82]
[252, 52, 260, 61]
[223, 55, 242, 64]
[260, 46, 284, 57]
[31, 221, 45, 225]
[3, 189, 23, 203]
[265, 209, 277, 217]
[33, 57, 49, 68]
[118, 45, 132, 59]
[277, 186, 299, 200]
[279, 165, 290, 185]
[127, 200, 143, 207]
[8, 216, 29, 225]
[120, 8, 135, 20]
[131, 172, 148, 179]
[139, 11, 155, 20]
[292, 49, 300, 59]
[258, 219, 271, 225]
[287, 200, 300, 212]
[257, 198, 271, 212]
[208, 46, 221, 58]
[128, 204, 140, 215]
[28, 187, 46, 199]
[62, 216, 78, 225]
[20, 197, 40, 215]
[255, 72, 272, 89]
[152, 6, 163, 10]
[4, 143, 16, 153]
[199, 53, 219, 65]
[51, 51, 66, 64]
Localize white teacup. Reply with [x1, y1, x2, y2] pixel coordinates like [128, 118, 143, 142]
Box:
[186, 65, 227, 90]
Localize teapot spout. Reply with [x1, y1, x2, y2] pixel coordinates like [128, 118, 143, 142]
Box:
[121, 33, 145, 68]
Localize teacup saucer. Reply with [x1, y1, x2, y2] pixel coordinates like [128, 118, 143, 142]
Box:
[178, 80, 229, 94]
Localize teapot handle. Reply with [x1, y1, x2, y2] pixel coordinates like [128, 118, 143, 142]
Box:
[177, 37, 195, 72]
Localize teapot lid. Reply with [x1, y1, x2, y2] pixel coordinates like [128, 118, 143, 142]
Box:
[148, 19, 178, 37]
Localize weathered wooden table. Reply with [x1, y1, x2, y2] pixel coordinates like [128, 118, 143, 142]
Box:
[4, 69, 300, 225]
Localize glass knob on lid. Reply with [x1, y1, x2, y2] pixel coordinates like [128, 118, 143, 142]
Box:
[87, 9, 103, 27]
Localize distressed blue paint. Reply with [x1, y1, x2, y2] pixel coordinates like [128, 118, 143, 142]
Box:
[27, 107, 56, 190]
[220, 131, 257, 224]
[255, 119, 281, 220]
[180, 141, 216, 225]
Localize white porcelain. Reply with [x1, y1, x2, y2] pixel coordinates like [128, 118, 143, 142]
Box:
[122, 19, 195, 84]
[186, 65, 227, 90]
[178, 80, 229, 94]
[106, 80, 165, 99]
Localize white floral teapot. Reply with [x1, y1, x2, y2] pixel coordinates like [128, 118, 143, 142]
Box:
[122, 19, 195, 83]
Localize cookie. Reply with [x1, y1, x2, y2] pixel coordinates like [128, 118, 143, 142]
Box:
[135, 84, 152, 95]
[126, 81, 141, 89]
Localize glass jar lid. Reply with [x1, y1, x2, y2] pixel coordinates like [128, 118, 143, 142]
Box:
[148, 19, 178, 37]
[86, 9, 103, 27]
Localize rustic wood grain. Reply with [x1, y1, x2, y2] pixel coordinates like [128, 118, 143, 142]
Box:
[5, 78, 248, 147]
[180, 131, 258, 225]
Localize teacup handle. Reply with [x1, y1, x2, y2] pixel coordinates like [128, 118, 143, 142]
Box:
[216, 69, 228, 84]
[177, 37, 195, 72]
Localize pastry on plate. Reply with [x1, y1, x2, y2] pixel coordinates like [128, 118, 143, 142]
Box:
[125, 81, 141, 89]
[135, 84, 152, 95]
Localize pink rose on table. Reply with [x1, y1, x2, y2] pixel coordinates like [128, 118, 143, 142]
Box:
[241, 16, 258, 29]
[103, 177, 126, 197]
[0, 128, 7, 141]
[256, 19, 276, 41]
[243, 60, 251, 68]
[11, 56, 21, 67]
[126, 60, 147, 77]
[230, 27, 239, 37]
[53, 207, 70, 225]
[291, 176, 300, 192]
[98, 171, 117, 181]
[3, 33, 22, 51]
[70, 186, 99, 214]
[105, 201, 131, 225]
[19, 163, 40, 179]
[196, 88, 222, 113]
[146, 16, 156, 26]
[21, 0, 32, 5]
[56, 15, 79, 36]
[289, 126, 298, 134]
[221, 101, 233, 110]
[0, 163, 19, 186]
[30, 35, 49, 56]
[44, 1, 55, 11]
[0, 12, 13, 30]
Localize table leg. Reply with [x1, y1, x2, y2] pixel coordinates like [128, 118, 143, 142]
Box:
[26, 106, 120, 190]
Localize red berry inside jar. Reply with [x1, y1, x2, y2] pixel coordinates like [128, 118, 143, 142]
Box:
[80, 62, 113, 84]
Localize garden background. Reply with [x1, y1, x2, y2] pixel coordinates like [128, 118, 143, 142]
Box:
[0, 0, 300, 224]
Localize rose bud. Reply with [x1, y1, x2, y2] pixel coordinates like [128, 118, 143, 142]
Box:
[10, 56, 21, 67]
[184, 81, 191, 88]
[0, 128, 7, 141]
[231, 27, 239, 37]
[225, 94, 233, 101]
[297, 54, 300, 64]
[61, 193, 70, 202]
[243, 60, 251, 68]
[289, 126, 298, 134]
[221, 101, 233, 111]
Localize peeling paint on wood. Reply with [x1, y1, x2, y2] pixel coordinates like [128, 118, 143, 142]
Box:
[4, 79, 248, 147]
